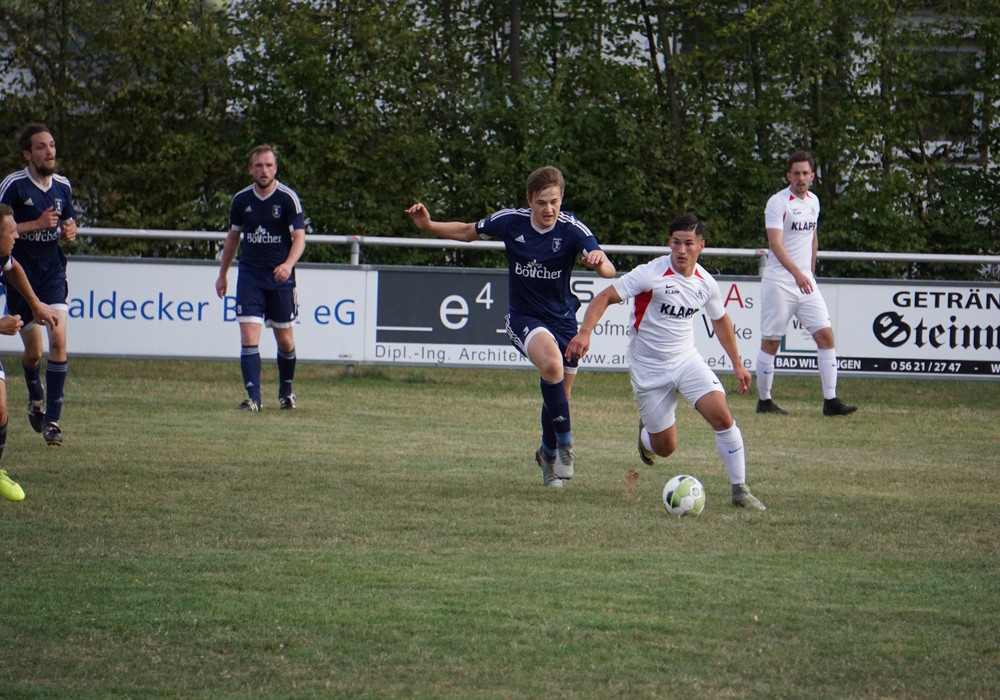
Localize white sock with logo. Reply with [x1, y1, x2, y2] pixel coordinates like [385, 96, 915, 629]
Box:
[817, 348, 838, 400]
[756, 351, 776, 400]
[715, 424, 745, 485]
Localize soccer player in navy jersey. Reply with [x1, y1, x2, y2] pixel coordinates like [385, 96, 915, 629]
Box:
[0, 203, 61, 499]
[406, 166, 616, 488]
[0, 123, 78, 446]
[215, 145, 305, 412]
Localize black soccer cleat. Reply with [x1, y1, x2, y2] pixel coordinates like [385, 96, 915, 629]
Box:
[823, 398, 858, 416]
[756, 398, 788, 415]
[43, 422, 63, 446]
[28, 399, 45, 433]
[278, 394, 297, 410]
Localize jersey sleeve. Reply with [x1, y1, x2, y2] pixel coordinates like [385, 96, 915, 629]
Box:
[229, 196, 244, 232]
[612, 260, 655, 302]
[474, 211, 509, 242]
[764, 192, 786, 230]
[59, 182, 76, 221]
[702, 275, 726, 321]
[288, 198, 305, 232]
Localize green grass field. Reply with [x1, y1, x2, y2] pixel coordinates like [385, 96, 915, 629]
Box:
[1, 358, 998, 698]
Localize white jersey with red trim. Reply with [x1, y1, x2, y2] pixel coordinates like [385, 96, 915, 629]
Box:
[763, 186, 819, 286]
[612, 255, 726, 366]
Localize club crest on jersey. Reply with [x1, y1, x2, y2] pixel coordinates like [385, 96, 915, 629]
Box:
[53, 198, 64, 213]
[551, 238, 563, 253]
[272, 205, 282, 218]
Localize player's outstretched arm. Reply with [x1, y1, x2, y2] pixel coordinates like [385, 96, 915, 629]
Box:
[711, 313, 750, 395]
[566, 284, 622, 361]
[405, 203, 478, 242]
[581, 249, 615, 278]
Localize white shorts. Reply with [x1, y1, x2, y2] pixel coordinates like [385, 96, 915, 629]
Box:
[629, 349, 725, 434]
[760, 280, 832, 340]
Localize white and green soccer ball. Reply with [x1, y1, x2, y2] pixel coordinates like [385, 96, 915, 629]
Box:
[662, 475, 706, 517]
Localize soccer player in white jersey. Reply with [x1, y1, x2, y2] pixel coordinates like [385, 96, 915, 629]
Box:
[0, 204, 61, 500]
[406, 166, 615, 488]
[755, 151, 856, 416]
[566, 213, 766, 510]
[216, 145, 306, 412]
[0, 123, 78, 446]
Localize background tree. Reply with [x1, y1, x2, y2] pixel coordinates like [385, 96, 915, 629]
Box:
[1, 0, 996, 278]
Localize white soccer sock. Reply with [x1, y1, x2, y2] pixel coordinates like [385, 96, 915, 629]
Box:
[756, 351, 776, 400]
[817, 348, 838, 400]
[641, 427, 655, 456]
[715, 424, 746, 485]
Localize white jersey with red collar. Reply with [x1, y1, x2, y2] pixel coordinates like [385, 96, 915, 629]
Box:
[612, 255, 725, 367]
[763, 186, 820, 286]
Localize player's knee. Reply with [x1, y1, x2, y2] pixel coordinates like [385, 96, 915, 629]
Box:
[651, 435, 677, 457]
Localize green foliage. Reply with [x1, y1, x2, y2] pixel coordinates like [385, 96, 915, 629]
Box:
[1, 0, 998, 276]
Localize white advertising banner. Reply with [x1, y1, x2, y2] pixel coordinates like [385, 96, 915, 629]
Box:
[0, 259, 366, 362]
[0, 259, 996, 379]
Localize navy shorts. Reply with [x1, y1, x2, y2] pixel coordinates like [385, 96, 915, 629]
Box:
[5, 271, 68, 323]
[505, 312, 580, 372]
[235, 274, 298, 328]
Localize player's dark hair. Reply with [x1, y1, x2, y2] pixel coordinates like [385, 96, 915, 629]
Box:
[525, 166, 564, 202]
[788, 150, 815, 172]
[248, 144, 278, 168]
[0, 203, 12, 218]
[17, 123, 51, 154]
[669, 212, 702, 237]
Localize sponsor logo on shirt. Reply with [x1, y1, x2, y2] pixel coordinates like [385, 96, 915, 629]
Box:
[245, 226, 284, 244]
[514, 259, 563, 280]
[21, 229, 61, 243]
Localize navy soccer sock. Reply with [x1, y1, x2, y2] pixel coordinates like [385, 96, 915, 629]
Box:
[539, 378, 572, 446]
[277, 347, 296, 398]
[240, 345, 262, 403]
[45, 359, 68, 424]
[22, 360, 44, 403]
[540, 405, 557, 457]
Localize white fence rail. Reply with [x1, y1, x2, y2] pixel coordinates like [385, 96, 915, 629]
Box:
[76, 227, 1000, 270]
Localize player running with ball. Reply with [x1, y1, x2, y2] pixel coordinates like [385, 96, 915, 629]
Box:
[566, 213, 766, 510]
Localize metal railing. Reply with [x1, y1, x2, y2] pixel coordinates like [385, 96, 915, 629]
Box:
[77, 227, 1000, 271]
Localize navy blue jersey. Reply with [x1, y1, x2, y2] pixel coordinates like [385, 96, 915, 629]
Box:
[229, 181, 305, 288]
[0, 168, 74, 279]
[476, 208, 602, 322]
